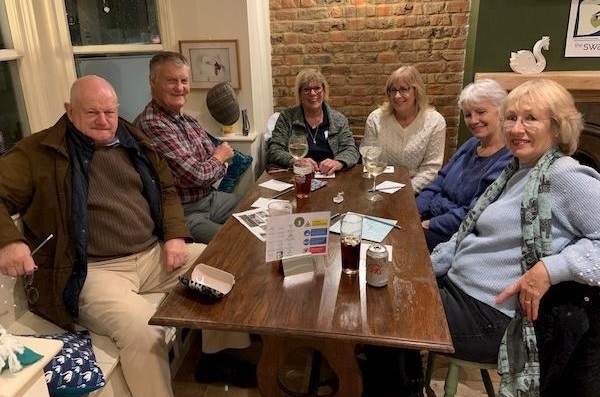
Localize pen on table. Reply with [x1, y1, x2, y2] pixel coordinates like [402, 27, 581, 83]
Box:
[271, 187, 294, 199]
[330, 212, 341, 220]
[368, 186, 401, 192]
[362, 215, 402, 230]
[267, 168, 291, 174]
[30, 234, 54, 256]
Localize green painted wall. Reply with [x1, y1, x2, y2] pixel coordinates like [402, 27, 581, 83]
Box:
[460, 0, 600, 142]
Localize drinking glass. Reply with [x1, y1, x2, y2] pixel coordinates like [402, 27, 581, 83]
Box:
[288, 132, 309, 162]
[293, 160, 314, 199]
[268, 200, 293, 217]
[359, 136, 382, 178]
[366, 155, 388, 202]
[340, 213, 363, 275]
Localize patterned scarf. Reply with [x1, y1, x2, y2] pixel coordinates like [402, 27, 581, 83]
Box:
[456, 148, 564, 397]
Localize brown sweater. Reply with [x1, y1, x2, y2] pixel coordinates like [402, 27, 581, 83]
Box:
[87, 145, 157, 260]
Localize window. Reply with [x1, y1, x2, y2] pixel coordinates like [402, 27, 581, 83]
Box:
[75, 53, 153, 121]
[0, 3, 29, 154]
[0, 0, 172, 137]
[65, 0, 160, 46]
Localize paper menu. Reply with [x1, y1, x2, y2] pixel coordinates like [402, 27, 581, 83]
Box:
[330, 213, 397, 243]
[265, 211, 330, 262]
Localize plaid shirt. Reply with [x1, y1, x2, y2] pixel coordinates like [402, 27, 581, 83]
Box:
[135, 101, 226, 204]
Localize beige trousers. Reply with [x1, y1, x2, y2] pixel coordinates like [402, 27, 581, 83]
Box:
[77, 242, 250, 397]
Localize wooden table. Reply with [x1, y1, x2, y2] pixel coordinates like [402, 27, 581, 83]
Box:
[150, 166, 453, 396]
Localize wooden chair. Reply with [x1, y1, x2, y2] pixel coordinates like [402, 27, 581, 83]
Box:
[425, 353, 496, 397]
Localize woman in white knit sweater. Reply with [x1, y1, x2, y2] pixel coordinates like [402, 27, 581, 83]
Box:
[364, 65, 446, 193]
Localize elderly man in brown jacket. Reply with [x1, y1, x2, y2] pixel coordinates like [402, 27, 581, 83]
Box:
[0, 75, 202, 397]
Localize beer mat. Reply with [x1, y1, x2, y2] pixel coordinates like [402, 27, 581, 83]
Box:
[372, 180, 405, 193]
[259, 179, 294, 191]
[250, 197, 290, 209]
[362, 165, 395, 173]
[360, 244, 393, 263]
[329, 212, 397, 243]
[314, 171, 335, 178]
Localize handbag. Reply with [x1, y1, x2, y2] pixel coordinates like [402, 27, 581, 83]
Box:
[207, 133, 253, 193]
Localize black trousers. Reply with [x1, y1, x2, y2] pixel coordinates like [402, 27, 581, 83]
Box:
[437, 275, 511, 363]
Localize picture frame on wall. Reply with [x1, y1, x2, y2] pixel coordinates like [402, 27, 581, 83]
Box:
[565, 0, 600, 57]
[179, 40, 241, 89]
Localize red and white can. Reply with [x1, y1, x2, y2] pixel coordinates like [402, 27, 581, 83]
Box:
[366, 244, 388, 287]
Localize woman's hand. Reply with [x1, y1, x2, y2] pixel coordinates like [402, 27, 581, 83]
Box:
[318, 158, 343, 175]
[495, 261, 551, 321]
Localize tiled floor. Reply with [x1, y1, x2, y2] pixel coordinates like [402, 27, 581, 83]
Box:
[172, 335, 499, 397]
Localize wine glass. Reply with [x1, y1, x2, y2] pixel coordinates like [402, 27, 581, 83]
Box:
[366, 154, 388, 202]
[288, 132, 309, 163]
[359, 136, 382, 178]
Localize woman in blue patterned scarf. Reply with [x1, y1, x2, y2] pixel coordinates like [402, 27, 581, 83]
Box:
[431, 79, 600, 397]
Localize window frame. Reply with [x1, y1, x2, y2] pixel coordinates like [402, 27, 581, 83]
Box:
[1, 0, 173, 133]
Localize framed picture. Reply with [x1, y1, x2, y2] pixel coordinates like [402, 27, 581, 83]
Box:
[179, 40, 241, 89]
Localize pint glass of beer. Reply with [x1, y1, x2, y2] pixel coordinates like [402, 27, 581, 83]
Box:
[293, 161, 314, 199]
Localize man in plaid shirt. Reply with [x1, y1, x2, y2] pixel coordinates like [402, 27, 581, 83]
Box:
[135, 52, 240, 244]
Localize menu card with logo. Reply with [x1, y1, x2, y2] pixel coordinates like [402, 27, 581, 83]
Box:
[265, 211, 331, 262]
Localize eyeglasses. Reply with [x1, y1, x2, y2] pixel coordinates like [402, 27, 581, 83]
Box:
[503, 114, 549, 128]
[23, 233, 53, 305]
[388, 86, 413, 96]
[302, 85, 323, 95]
[24, 273, 39, 304]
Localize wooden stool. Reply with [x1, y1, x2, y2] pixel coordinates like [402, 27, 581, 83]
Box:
[425, 353, 496, 397]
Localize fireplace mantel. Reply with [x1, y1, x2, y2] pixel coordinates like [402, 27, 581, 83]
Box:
[475, 71, 600, 102]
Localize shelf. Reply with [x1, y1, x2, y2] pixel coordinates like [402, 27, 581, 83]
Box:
[475, 71, 600, 102]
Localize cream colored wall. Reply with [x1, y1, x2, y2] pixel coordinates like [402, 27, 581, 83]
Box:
[167, 0, 273, 138]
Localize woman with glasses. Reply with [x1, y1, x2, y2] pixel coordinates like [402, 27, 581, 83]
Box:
[364, 65, 446, 193]
[432, 79, 600, 396]
[267, 68, 359, 175]
[416, 79, 513, 251]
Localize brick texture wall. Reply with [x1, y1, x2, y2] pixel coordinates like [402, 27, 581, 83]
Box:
[269, 0, 471, 159]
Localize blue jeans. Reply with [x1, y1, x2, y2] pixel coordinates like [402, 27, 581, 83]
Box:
[437, 275, 511, 363]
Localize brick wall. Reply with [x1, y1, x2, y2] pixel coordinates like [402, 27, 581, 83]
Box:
[269, 0, 471, 158]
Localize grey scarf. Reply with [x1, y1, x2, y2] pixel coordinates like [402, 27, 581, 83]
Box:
[456, 148, 564, 397]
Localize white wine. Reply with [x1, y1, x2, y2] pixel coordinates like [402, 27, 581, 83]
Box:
[289, 142, 308, 159]
[359, 145, 382, 160]
[366, 161, 386, 177]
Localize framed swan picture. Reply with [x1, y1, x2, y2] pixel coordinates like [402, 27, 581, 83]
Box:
[179, 40, 241, 89]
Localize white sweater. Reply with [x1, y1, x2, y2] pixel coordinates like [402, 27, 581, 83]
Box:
[364, 107, 446, 193]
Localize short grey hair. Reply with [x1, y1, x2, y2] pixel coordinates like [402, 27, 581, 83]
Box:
[458, 79, 507, 111]
[149, 51, 189, 80]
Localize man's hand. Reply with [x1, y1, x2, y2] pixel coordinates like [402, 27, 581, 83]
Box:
[212, 142, 234, 164]
[496, 261, 551, 321]
[0, 241, 37, 277]
[421, 220, 430, 229]
[163, 238, 188, 273]
[318, 158, 343, 175]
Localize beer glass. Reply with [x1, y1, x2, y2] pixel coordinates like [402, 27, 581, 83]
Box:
[340, 213, 363, 274]
[268, 200, 293, 217]
[293, 160, 314, 199]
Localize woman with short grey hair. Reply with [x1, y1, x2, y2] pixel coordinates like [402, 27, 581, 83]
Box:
[416, 78, 512, 251]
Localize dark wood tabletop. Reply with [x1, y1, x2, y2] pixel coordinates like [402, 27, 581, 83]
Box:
[150, 166, 453, 396]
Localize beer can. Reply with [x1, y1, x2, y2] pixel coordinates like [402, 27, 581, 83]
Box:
[366, 243, 388, 287]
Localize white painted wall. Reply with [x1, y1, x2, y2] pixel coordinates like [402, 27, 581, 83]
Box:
[167, 0, 273, 138]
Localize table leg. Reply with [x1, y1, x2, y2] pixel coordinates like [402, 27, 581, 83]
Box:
[257, 335, 362, 397]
